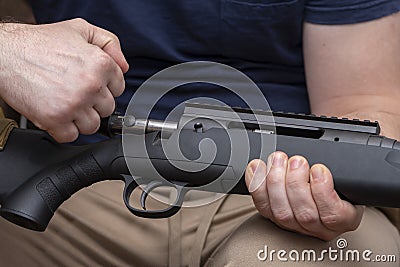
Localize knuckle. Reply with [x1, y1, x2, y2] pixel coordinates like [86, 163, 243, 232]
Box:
[310, 187, 325, 200]
[82, 74, 103, 93]
[76, 111, 101, 135]
[101, 95, 115, 113]
[61, 94, 85, 113]
[266, 171, 284, 185]
[254, 200, 272, 214]
[273, 209, 294, 224]
[85, 121, 100, 135]
[285, 176, 302, 189]
[46, 112, 61, 123]
[96, 51, 113, 69]
[95, 95, 115, 117]
[45, 104, 70, 122]
[255, 204, 273, 219]
[113, 72, 125, 97]
[70, 93, 86, 108]
[296, 209, 318, 225]
[69, 18, 89, 29]
[266, 176, 280, 186]
[318, 202, 346, 227]
[320, 213, 341, 227]
[73, 18, 87, 24]
[109, 32, 119, 43]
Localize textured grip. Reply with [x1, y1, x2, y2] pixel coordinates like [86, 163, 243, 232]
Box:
[54, 154, 104, 197]
[0, 128, 125, 231]
[0, 143, 118, 231]
[35, 154, 104, 213]
[36, 178, 62, 213]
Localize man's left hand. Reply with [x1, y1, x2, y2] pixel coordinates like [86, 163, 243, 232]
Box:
[245, 151, 364, 241]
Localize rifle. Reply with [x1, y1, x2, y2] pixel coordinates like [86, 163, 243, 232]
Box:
[0, 102, 400, 232]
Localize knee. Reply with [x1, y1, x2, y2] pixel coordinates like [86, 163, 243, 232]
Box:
[205, 209, 400, 266]
[205, 214, 327, 266]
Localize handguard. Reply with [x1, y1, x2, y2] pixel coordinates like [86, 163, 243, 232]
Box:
[1, 102, 400, 231]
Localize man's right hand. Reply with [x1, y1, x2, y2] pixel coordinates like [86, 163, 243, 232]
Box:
[0, 18, 129, 142]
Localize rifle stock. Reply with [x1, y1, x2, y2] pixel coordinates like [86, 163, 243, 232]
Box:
[0, 129, 125, 231]
[0, 103, 400, 231]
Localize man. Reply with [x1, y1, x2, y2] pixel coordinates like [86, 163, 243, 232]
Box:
[0, 0, 399, 266]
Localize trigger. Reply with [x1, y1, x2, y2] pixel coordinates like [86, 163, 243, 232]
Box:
[140, 180, 165, 210]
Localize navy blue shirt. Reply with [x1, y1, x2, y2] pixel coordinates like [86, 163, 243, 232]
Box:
[28, 0, 400, 137]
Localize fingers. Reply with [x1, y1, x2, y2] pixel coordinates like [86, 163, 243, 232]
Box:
[245, 159, 273, 219]
[246, 152, 365, 241]
[5, 18, 124, 143]
[285, 156, 322, 233]
[105, 56, 126, 97]
[67, 18, 127, 96]
[310, 164, 364, 232]
[38, 106, 104, 142]
[61, 27, 122, 139]
[265, 152, 300, 230]
[86, 22, 129, 73]
[93, 87, 116, 117]
[73, 108, 101, 135]
[86, 47, 125, 98]
[47, 123, 79, 143]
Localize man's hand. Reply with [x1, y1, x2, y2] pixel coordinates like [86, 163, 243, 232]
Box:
[0, 18, 129, 142]
[245, 152, 364, 241]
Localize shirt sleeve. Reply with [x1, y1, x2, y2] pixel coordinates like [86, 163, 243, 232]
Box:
[304, 0, 400, 25]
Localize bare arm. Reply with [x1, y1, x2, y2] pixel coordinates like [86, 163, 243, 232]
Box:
[304, 12, 400, 138]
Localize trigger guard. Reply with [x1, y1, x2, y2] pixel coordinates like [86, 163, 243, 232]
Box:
[140, 180, 166, 210]
[122, 176, 189, 219]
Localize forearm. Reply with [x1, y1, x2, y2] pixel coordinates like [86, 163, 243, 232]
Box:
[304, 12, 400, 139]
[310, 96, 400, 140]
[0, 22, 30, 101]
[0, 23, 18, 96]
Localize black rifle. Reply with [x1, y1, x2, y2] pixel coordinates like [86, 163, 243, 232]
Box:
[1, 102, 400, 232]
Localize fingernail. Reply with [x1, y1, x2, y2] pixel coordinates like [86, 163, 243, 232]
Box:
[272, 152, 284, 167]
[311, 165, 324, 181]
[290, 157, 303, 170]
[249, 163, 266, 192]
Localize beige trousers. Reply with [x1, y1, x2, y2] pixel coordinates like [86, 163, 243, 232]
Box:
[0, 181, 398, 267]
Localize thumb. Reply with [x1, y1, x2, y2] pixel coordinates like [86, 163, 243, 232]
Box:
[84, 22, 129, 73]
